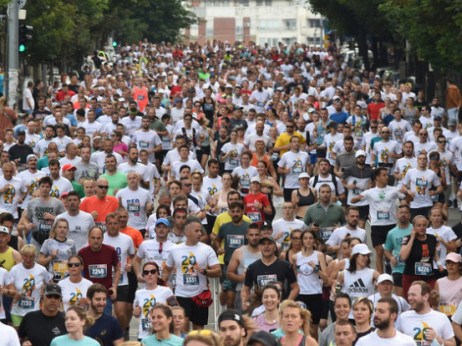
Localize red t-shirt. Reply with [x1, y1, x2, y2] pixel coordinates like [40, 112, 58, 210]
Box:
[243, 193, 270, 226]
[367, 102, 385, 120]
[78, 244, 119, 290]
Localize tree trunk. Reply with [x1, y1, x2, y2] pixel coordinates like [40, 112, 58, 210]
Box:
[358, 25, 369, 71]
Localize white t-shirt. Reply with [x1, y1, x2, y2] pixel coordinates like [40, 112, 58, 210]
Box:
[326, 226, 367, 246]
[162, 148, 196, 166]
[277, 151, 309, 189]
[118, 162, 150, 183]
[309, 174, 345, 196]
[166, 242, 219, 297]
[414, 141, 437, 157]
[355, 330, 415, 346]
[144, 162, 160, 195]
[0, 176, 27, 218]
[0, 321, 20, 346]
[322, 132, 344, 166]
[373, 139, 402, 165]
[58, 276, 94, 311]
[394, 157, 417, 183]
[117, 187, 152, 230]
[202, 176, 222, 200]
[131, 129, 162, 162]
[396, 309, 455, 346]
[221, 143, 245, 171]
[171, 159, 204, 179]
[133, 286, 174, 339]
[388, 119, 412, 143]
[10, 263, 52, 316]
[402, 168, 440, 208]
[361, 186, 403, 226]
[249, 90, 270, 112]
[136, 239, 177, 274]
[55, 211, 95, 252]
[51, 136, 73, 153]
[231, 165, 258, 195]
[103, 232, 135, 286]
[34, 138, 53, 157]
[271, 218, 305, 250]
[50, 176, 73, 199]
[120, 116, 142, 136]
[0, 268, 13, 319]
[90, 151, 124, 174]
[426, 225, 457, 267]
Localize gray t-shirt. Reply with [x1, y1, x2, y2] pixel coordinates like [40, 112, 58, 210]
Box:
[74, 161, 99, 182]
[318, 322, 335, 346]
[26, 197, 66, 234]
[40, 238, 76, 281]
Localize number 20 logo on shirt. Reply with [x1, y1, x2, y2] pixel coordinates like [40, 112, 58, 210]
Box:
[181, 252, 197, 274]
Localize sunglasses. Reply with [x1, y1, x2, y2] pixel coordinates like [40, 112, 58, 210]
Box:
[143, 269, 158, 275]
[419, 133, 428, 136]
[98, 185, 109, 189]
[370, 127, 377, 129]
[184, 183, 192, 187]
[438, 141, 446, 144]
[67, 262, 81, 268]
[46, 294, 61, 300]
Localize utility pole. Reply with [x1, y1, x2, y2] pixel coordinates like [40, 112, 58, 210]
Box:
[6, 0, 19, 107]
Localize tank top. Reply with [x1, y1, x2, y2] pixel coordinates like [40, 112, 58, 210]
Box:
[201, 98, 215, 120]
[251, 153, 270, 168]
[437, 276, 462, 317]
[296, 251, 322, 295]
[236, 246, 262, 291]
[316, 120, 329, 145]
[297, 188, 315, 207]
[0, 247, 15, 271]
[342, 267, 375, 300]
[133, 86, 148, 112]
[201, 128, 210, 147]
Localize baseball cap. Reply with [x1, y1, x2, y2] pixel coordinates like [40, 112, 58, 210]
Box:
[26, 154, 37, 162]
[62, 164, 76, 172]
[446, 252, 462, 263]
[377, 273, 394, 284]
[355, 150, 366, 158]
[449, 119, 457, 127]
[308, 107, 316, 113]
[43, 283, 62, 297]
[259, 236, 277, 245]
[250, 176, 261, 184]
[434, 115, 442, 120]
[352, 243, 372, 256]
[155, 218, 171, 228]
[0, 226, 9, 234]
[218, 309, 245, 328]
[248, 331, 280, 346]
[299, 172, 309, 179]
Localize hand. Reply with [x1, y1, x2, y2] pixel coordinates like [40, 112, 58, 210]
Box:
[137, 274, 146, 283]
[134, 305, 141, 317]
[390, 258, 398, 267]
[26, 223, 34, 231]
[77, 297, 88, 306]
[410, 228, 416, 239]
[242, 301, 250, 311]
[424, 327, 437, 342]
[43, 213, 55, 220]
[217, 248, 225, 255]
[51, 249, 58, 259]
[1, 184, 9, 193]
[125, 263, 133, 272]
[91, 211, 98, 220]
[22, 341, 32, 346]
[254, 200, 262, 209]
[311, 224, 320, 232]
[18, 198, 23, 204]
[109, 286, 117, 300]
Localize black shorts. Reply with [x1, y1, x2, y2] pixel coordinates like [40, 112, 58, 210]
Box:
[127, 271, 138, 300]
[316, 148, 327, 159]
[392, 272, 403, 287]
[356, 205, 370, 221]
[410, 206, 432, 220]
[370, 224, 396, 247]
[115, 285, 133, 303]
[297, 294, 323, 325]
[206, 214, 217, 235]
[176, 296, 209, 327]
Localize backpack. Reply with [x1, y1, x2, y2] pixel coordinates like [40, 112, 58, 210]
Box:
[313, 173, 339, 196]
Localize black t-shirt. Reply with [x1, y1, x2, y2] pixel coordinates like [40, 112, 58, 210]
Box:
[402, 234, 437, 276]
[18, 310, 66, 346]
[85, 313, 123, 345]
[244, 258, 297, 298]
[8, 143, 34, 166]
[452, 222, 462, 253]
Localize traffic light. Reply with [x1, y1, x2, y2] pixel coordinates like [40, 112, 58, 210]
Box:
[19, 24, 33, 52]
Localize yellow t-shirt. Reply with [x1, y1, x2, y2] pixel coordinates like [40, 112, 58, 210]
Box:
[274, 132, 306, 156]
[212, 212, 252, 264]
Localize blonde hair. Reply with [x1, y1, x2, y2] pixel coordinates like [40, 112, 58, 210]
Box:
[20, 244, 36, 257]
[279, 299, 311, 336]
[67, 305, 94, 329]
[49, 218, 69, 239]
[184, 330, 223, 346]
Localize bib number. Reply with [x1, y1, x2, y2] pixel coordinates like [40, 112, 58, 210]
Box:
[292, 166, 303, 173]
[248, 212, 261, 223]
[320, 228, 334, 241]
[183, 274, 199, 286]
[257, 274, 277, 287]
[439, 304, 456, 316]
[53, 261, 69, 281]
[377, 210, 390, 221]
[141, 318, 151, 332]
[227, 234, 244, 248]
[39, 221, 53, 232]
[415, 262, 432, 276]
[18, 296, 35, 309]
[89, 264, 108, 278]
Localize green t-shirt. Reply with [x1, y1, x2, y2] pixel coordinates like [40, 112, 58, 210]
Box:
[383, 224, 412, 274]
[71, 180, 85, 198]
[150, 119, 166, 132]
[218, 221, 250, 265]
[141, 333, 183, 346]
[100, 171, 127, 196]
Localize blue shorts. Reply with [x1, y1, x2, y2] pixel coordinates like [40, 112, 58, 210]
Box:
[310, 153, 317, 165]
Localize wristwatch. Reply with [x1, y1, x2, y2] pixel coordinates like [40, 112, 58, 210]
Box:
[203, 269, 208, 276]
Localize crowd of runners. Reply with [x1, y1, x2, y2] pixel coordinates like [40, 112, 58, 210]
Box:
[0, 39, 462, 345]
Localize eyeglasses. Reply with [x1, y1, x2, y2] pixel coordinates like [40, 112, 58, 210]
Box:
[381, 131, 390, 134]
[143, 269, 158, 275]
[184, 183, 192, 187]
[430, 157, 439, 161]
[370, 126, 377, 129]
[419, 133, 428, 136]
[98, 185, 109, 189]
[67, 262, 81, 268]
[46, 294, 61, 300]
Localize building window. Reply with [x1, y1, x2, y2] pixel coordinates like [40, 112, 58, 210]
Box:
[308, 19, 321, 28]
[284, 19, 296, 30]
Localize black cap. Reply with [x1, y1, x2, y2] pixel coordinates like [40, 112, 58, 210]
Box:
[248, 331, 281, 346]
[17, 130, 26, 135]
[259, 236, 277, 245]
[218, 309, 245, 327]
[43, 283, 62, 297]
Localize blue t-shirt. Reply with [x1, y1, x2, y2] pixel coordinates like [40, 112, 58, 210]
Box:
[329, 111, 349, 125]
[383, 224, 412, 274]
[51, 335, 100, 346]
[141, 333, 184, 346]
[85, 313, 123, 345]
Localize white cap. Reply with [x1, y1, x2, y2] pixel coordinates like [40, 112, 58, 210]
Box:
[298, 172, 309, 179]
[250, 177, 261, 184]
[377, 274, 394, 284]
[351, 243, 372, 256]
[355, 150, 366, 158]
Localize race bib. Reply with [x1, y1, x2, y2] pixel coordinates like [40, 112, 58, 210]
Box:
[227, 234, 244, 248]
[415, 262, 432, 276]
[377, 210, 390, 220]
[320, 227, 334, 241]
[183, 274, 199, 286]
[89, 264, 108, 278]
[127, 203, 141, 213]
[139, 140, 149, 148]
[39, 221, 53, 232]
[241, 179, 250, 188]
[141, 318, 151, 332]
[18, 296, 35, 310]
[257, 274, 277, 287]
[256, 102, 264, 107]
[439, 304, 456, 316]
[53, 261, 69, 280]
[248, 212, 261, 223]
[230, 159, 239, 167]
[292, 166, 303, 173]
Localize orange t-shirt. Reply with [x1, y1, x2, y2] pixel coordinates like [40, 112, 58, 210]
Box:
[133, 86, 148, 112]
[79, 195, 119, 223]
[120, 226, 144, 249]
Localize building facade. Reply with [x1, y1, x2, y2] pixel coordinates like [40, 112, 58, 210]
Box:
[184, 0, 323, 47]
